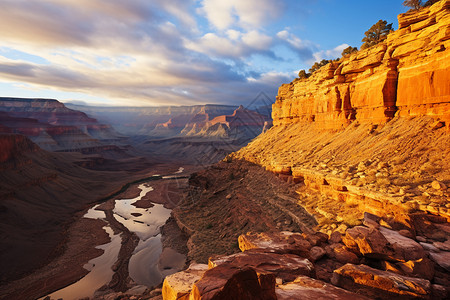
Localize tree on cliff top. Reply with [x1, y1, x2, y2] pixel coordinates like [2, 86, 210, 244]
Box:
[403, 0, 422, 9]
[361, 20, 393, 49]
[308, 59, 330, 73]
[341, 46, 358, 57]
[298, 69, 310, 79]
[403, 0, 439, 9]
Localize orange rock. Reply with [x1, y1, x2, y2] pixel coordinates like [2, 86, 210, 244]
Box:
[379, 227, 425, 261]
[272, 0, 450, 129]
[342, 226, 390, 258]
[276, 276, 370, 300]
[397, 257, 435, 280]
[162, 263, 208, 300]
[332, 263, 432, 299]
[208, 251, 315, 282]
[190, 266, 276, 300]
[238, 232, 312, 258]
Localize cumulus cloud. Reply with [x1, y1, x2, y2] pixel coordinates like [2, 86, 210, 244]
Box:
[276, 30, 316, 61]
[186, 30, 274, 59]
[199, 0, 283, 30]
[312, 44, 349, 62]
[0, 0, 323, 106]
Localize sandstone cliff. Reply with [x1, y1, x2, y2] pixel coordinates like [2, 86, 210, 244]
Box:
[233, 0, 450, 237]
[273, 0, 450, 129]
[163, 3, 450, 300]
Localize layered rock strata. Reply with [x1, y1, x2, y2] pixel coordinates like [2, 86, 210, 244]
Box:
[273, 0, 450, 129]
[164, 213, 450, 299]
[0, 97, 123, 151]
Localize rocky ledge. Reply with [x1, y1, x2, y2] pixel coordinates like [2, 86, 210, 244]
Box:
[163, 214, 449, 299]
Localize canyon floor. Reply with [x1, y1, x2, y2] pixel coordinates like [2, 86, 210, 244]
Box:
[0, 153, 194, 300]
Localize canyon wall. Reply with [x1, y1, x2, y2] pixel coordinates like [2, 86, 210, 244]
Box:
[0, 97, 124, 151]
[163, 3, 450, 300]
[273, 0, 450, 129]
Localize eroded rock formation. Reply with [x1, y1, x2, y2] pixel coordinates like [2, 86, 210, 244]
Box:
[0, 97, 124, 152]
[163, 3, 450, 300]
[273, 0, 450, 129]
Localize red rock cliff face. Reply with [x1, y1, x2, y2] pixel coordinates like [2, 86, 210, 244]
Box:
[0, 97, 97, 125]
[0, 134, 38, 163]
[273, 0, 450, 129]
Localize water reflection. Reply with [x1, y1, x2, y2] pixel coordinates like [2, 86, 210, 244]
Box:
[44, 227, 121, 300]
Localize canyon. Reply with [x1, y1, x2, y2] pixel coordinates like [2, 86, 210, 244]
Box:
[0, 96, 269, 298]
[0, 1, 449, 300]
[159, 2, 450, 300]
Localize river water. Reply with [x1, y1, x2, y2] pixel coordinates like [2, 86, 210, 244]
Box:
[44, 172, 186, 300]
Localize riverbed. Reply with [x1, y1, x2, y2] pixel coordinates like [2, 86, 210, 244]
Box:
[44, 171, 187, 300]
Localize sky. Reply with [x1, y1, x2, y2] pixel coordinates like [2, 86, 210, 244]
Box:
[0, 0, 407, 107]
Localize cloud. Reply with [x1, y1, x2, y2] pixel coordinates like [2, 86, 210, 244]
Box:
[199, 0, 283, 30]
[0, 0, 330, 106]
[312, 44, 349, 62]
[276, 30, 316, 61]
[186, 30, 274, 59]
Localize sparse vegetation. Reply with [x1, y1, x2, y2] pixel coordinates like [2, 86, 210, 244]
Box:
[403, 0, 439, 9]
[308, 59, 331, 73]
[298, 69, 310, 79]
[403, 0, 423, 9]
[341, 46, 358, 57]
[361, 20, 393, 49]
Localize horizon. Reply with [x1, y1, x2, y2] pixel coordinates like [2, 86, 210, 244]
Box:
[0, 0, 407, 107]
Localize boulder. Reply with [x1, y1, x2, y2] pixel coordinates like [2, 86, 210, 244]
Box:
[419, 242, 440, 253]
[190, 266, 276, 300]
[238, 231, 311, 258]
[314, 259, 344, 283]
[309, 246, 326, 262]
[276, 276, 370, 300]
[397, 258, 435, 280]
[162, 263, 208, 300]
[429, 251, 450, 271]
[342, 226, 390, 258]
[332, 244, 360, 265]
[332, 263, 432, 299]
[329, 231, 342, 244]
[342, 226, 426, 262]
[379, 227, 425, 261]
[433, 240, 450, 251]
[208, 250, 315, 282]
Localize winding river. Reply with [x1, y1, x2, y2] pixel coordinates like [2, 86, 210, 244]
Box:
[44, 168, 186, 300]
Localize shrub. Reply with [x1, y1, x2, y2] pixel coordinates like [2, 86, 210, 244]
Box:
[298, 69, 310, 79]
[361, 20, 393, 49]
[341, 46, 358, 57]
[308, 59, 330, 73]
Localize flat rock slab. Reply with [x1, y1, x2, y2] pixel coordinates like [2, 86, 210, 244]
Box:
[238, 231, 312, 257]
[209, 250, 314, 282]
[379, 227, 425, 261]
[332, 263, 431, 299]
[162, 263, 208, 300]
[429, 251, 450, 272]
[191, 266, 276, 300]
[276, 276, 370, 300]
